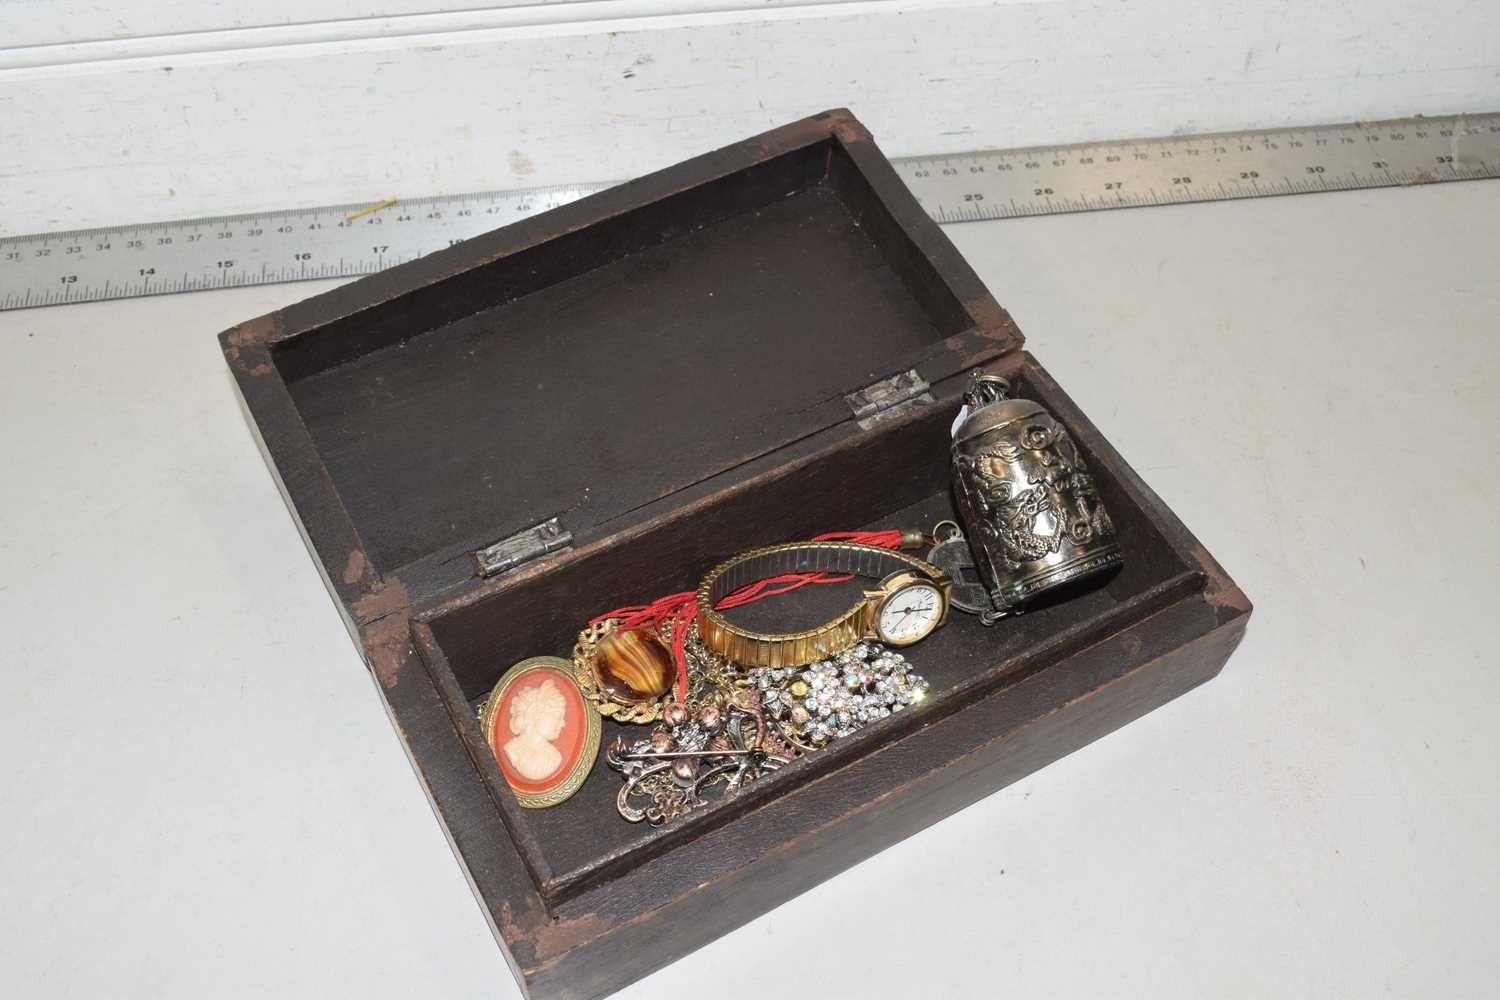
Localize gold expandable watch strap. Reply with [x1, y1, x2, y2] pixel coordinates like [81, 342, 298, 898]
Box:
[695, 541, 946, 669]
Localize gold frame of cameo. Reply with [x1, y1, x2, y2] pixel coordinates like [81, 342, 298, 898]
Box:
[480, 657, 602, 809]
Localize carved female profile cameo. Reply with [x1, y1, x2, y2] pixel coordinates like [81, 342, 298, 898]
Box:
[480, 657, 600, 808]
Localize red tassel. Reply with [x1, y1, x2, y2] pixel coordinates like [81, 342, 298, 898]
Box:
[588, 529, 909, 700]
[811, 529, 905, 548]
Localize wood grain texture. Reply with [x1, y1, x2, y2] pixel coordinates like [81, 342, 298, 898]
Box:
[5, 0, 1498, 234]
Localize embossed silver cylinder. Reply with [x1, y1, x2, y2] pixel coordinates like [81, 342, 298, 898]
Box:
[951, 374, 1122, 622]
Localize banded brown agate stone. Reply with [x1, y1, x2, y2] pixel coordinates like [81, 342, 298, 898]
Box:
[593, 628, 674, 704]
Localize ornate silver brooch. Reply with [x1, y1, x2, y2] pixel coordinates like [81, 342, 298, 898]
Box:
[605, 689, 794, 825]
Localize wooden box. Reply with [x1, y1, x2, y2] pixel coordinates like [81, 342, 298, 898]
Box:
[220, 109, 1250, 999]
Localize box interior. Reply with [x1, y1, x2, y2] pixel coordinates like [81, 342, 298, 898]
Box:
[268, 138, 985, 575]
[416, 364, 1204, 901]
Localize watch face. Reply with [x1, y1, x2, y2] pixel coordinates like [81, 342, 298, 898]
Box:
[876, 583, 944, 645]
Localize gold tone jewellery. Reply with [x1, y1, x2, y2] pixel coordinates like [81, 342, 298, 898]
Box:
[501, 531, 960, 817]
[483, 504, 1123, 819]
[573, 620, 677, 724]
[695, 541, 952, 669]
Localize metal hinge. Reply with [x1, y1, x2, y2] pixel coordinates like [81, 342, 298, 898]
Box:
[844, 369, 934, 430]
[474, 517, 573, 577]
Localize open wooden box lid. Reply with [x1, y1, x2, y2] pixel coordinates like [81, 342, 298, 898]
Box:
[221, 109, 1022, 630]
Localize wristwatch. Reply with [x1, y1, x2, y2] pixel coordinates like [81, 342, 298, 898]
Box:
[696, 541, 952, 669]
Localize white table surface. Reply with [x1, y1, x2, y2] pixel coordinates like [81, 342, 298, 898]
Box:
[2, 180, 1497, 999]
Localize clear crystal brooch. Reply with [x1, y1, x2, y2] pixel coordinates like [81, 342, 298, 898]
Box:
[748, 642, 929, 751]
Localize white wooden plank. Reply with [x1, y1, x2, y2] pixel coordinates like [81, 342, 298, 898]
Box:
[3, 0, 577, 48]
[2, 0, 1497, 235]
[0, 0, 913, 59]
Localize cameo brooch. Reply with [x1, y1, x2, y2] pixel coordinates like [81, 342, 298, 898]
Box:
[480, 657, 601, 809]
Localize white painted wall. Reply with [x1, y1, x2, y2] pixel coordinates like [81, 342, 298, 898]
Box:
[2, 0, 1498, 235]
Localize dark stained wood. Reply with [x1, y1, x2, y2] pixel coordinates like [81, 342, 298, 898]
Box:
[412, 357, 1208, 905]
[220, 109, 1250, 1000]
[226, 108, 1020, 605]
[285, 185, 954, 571]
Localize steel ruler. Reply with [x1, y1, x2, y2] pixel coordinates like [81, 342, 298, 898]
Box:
[3, 112, 1497, 312]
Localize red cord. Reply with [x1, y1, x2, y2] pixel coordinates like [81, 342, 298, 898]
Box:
[589, 530, 907, 700]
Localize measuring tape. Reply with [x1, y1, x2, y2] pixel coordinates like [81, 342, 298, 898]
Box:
[3, 112, 1496, 312]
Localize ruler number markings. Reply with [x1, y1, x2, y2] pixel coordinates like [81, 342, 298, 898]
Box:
[897, 113, 1500, 221]
[3, 113, 1498, 312]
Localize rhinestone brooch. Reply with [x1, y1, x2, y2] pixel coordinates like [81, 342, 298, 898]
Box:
[750, 641, 929, 751]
